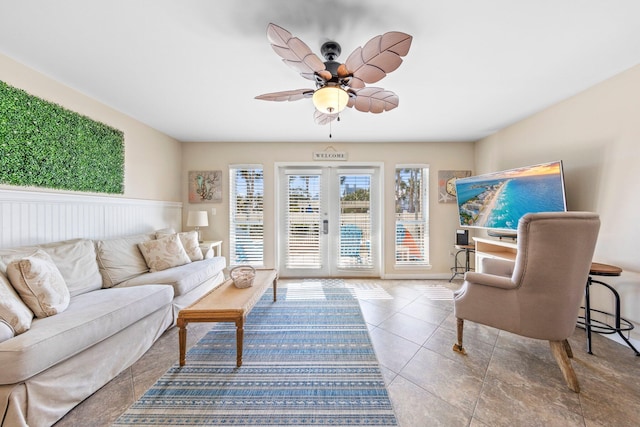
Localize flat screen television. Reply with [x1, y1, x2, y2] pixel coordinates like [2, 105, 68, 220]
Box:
[454, 160, 567, 235]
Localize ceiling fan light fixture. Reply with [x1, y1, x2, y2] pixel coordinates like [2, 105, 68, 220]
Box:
[312, 86, 349, 114]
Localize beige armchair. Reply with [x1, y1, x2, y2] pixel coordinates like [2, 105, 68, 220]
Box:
[453, 212, 600, 392]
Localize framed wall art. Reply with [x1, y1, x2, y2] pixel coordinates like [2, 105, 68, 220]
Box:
[188, 170, 222, 203]
[438, 170, 472, 203]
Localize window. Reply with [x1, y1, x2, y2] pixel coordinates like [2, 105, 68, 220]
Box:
[395, 166, 429, 266]
[229, 166, 264, 266]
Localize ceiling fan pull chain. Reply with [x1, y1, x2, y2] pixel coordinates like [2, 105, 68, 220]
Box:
[327, 105, 334, 138]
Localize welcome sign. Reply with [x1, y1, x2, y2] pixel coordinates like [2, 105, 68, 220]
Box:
[313, 150, 348, 161]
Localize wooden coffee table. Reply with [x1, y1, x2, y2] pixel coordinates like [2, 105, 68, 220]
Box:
[177, 268, 278, 367]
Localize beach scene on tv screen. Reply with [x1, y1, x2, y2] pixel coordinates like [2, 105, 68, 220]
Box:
[455, 161, 566, 230]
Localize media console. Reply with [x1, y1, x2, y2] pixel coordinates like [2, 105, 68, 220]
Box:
[473, 237, 517, 272]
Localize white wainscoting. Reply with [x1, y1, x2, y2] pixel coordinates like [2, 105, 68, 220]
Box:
[0, 188, 182, 248]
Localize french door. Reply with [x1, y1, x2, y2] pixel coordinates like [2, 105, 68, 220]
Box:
[277, 165, 381, 277]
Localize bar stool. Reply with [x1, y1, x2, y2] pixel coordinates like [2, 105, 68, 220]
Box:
[577, 262, 639, 356]
[449, 244, 475, 282]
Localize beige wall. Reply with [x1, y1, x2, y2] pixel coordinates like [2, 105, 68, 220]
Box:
[0, 53, 182, 201]
[181, 141, 475, 277]
[476, 63, 640, 342]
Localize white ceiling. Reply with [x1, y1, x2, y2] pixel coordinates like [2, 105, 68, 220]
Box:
[1, 0, 639, 143]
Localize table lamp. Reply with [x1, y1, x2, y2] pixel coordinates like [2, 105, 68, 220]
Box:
[187, 211, 208, 243]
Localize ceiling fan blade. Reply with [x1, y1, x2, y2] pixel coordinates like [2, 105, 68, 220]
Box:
[314, 110, 339, 125]
[255, 89, 314, 102]
[344, 31, 413, 87]
[351, 87, 399, 113]
[266, 23, 327, 81]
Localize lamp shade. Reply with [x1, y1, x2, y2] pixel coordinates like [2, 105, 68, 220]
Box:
[312, 86, 349, 114]
[187, 211, 208, 227]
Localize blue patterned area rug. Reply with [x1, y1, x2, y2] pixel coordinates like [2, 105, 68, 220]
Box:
[113, 279, 398, 426]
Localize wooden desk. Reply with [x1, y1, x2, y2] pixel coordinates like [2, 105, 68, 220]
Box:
[473, 237, 517, 273]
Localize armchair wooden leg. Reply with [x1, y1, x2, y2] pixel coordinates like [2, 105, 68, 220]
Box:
[453, 318, 467, 355]
[563, 339, 573, 359]
[550, 340, 580, 393]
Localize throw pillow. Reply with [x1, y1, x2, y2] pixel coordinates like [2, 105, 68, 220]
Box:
[155, 230, 203, 262]
[178, 231, 203, 262]
[138, 234, 192, 272]
[95, 233, 154, 288]
[0, 272, 34, 335]
[0, 319, 14, 343]
[5, 250, 70, 318]
[154, 227, 176, 235]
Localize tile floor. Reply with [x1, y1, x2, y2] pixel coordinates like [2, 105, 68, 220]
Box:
[55, 279, 640, 427]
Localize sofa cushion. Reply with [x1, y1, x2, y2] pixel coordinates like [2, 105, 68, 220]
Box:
[117, 256, 226, 297]
[156, 230, 203, 262]
[138, 234, 192, 272]
[0, 239, 102, 297]
[95, 233, 154, 288]
[38, 239, 103, 297]
[5, 250, 70, 318]
[0, 273, 33, 335]
[0, 284, 173, 385]
[0, 320, 13, 344]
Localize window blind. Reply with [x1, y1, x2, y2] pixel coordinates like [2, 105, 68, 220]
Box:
[395, 166, 430, 266]
[229, 166, 264, 265]
[338, 174, 372, 269]
[286, 174, 321, 269]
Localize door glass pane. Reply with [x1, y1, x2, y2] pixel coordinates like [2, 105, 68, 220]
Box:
[286, 174, 321, 269]
[338, 174, 372, 269]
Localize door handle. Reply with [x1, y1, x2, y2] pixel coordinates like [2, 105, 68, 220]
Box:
[323, 219, 329, 234]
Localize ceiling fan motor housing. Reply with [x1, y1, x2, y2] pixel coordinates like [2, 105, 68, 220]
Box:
[320, 41, 341, 60]
[317, 41, 345, 87]
[323, 60, 341, 79]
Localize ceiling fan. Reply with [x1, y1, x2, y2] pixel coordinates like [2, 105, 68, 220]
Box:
[255, 23, 413, 127]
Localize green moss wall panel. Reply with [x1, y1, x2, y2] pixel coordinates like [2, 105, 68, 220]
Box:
[0, 80, 124, 194]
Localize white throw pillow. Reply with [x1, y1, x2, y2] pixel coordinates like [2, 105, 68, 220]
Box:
[156, 230, 203, 262]
[5, 250, 70, 318]
[138, 234, 192, 272]
[0, 272, 34, 335]
[177, 231, 203, 262]
[0, 319, 14, 343]
[95, 233, 154, 288]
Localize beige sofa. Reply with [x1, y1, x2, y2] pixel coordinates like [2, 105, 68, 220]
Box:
[0, 231, 226, 427]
